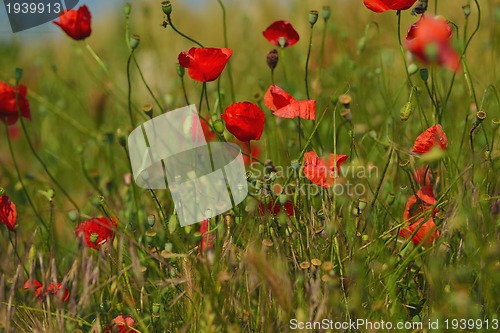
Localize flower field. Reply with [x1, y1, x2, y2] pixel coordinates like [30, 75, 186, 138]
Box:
[0, 0, 499, 332]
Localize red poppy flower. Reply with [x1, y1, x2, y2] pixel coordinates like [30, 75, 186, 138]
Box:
[399, 217, 439, 246]
[104, 315, 135, 333]
[53, 5, 92, 40]
[0, 81, 31, 125]
[405, 15, 460, 71]
[74, 217, 117, 250]
[303, 151, 348, 188]
[363, 0, 417, 13]
[44, 283, 70, 302]
[23, 279, 43, 291]
[263, 20, 300, 47]
[0, 195, 17, 232]
[199, 218, 214, 254]
[221, 102, 265, 142]
[399, 185, 439, 246]
[258, 200, 295, 217]
[414, 166, 431, 187]
[24, 280, 70, 302]
[412, 124, 448, 154]
[264, 85, 316, 120]
[178, 47, 232, 82]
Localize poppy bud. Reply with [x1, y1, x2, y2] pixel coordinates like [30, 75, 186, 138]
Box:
[15, 68, 23, 83]
[290, 159, 300, 173]
[161, 1, 172, 16]
[420, 68, 429, 82]
[262, 195, 271, 205]
[124, 3, 131, 16]
[142, 104, 153, 118]
[130, 34, 141, 50]
[308, 10, 319, 27]
[322, 6, 331, 22]
[213, 119, 225, 134]
[266, 49, 279, 70]
[176, 63, 184, 78]
[0, 188, 4, 196]
[407, 63, 418, 75]
[400, 101, 413, 121]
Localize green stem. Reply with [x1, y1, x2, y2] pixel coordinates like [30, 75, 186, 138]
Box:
[166, 14, 204, 47]
[305, 26, 313, 100]
[217, 0, 235, 103]
[180, 76, 190, 105]
[13, 80, 80, 214]
[3, 121, 48, 238]
[127, 50, 136, 128]
[133, 55, 164, 111]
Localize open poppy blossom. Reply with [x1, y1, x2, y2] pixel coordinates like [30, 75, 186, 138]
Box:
[264, 85, 316, 120]
[0, 195, 17, 232]
[178, 47, 232, 82]
[405, 15, 460, 72]
[414, 166, 432, 187]
[74, 217, 117, 250]
[263, 20, 300, 47]
[104, 315, 135, 333]
[303, 151, 348, 188]
[53, 5, 92, 40]
[363, 0, 417, 13]
[399, 185, 439, 246]
[412, 124, 448, 154]
[0, 81, 31, 125]
[198, 218, 215, 254]
[23, 279, 43, 291]
[221, 102, 265, 142]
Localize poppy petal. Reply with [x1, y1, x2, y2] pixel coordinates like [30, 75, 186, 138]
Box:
[273, 100, 316, 120]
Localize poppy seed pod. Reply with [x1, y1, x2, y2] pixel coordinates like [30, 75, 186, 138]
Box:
[473, 110, 487, 127]
[129, 34, 140, 50]
[161, 1, 172, 16]
[266, 49, 279, 70]
[309, 10, 319, 27]
[142, 104, 153, 118]
[322, 6, 331, 21]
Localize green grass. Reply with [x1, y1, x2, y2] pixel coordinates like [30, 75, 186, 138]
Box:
[1, 0, 499, 332]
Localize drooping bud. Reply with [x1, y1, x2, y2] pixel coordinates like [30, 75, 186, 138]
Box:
[266, 49, 279, 70]
[308, 10, 319, 27]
